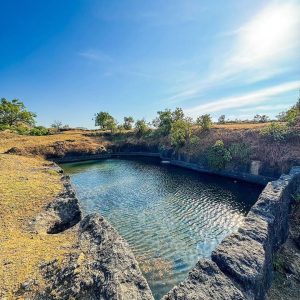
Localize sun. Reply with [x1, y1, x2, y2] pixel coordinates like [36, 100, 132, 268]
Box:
[236, 2, 300, 65]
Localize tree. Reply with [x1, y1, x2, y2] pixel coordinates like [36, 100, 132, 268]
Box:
[172, 107, 184, 122]
[0, 98, 36, 126]
[218, 115, 226, 124]
[123, 116, 134, 130]
[106, 118, 117, 133]
[135, 119, 148, 137]
[170, 118, 192, 149]
[51, 120, 63, 130]
[153, 109, 173, 136]
[196, 114, 212, 130]
[153, 108, 185, 136]
[278, 98, 300, 127]
[207, 140, 232, 169]
[94, 112, 116, 131]
[253, 114, 269, 123]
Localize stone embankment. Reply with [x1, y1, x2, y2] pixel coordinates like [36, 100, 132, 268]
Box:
[162, 167, 300, 300]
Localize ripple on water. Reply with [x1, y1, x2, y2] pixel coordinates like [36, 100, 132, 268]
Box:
[62, 158, 262, 300]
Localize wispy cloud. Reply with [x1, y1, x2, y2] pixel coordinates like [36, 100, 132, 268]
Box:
[238, 104, 289, 113]
[184, 80, 300, 117]
[79, 50, 113, 63]
[163, 1, 300, 104]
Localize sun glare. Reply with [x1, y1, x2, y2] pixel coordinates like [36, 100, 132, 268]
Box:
[235, 2, 300, 65]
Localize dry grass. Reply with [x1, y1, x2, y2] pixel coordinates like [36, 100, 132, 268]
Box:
[212, 122, 270, 130]
[0, 130, 107, 157]
[0, 154, 77, 299]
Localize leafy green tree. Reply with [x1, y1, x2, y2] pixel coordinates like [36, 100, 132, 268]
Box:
[172, 107, 184, 122]
[153, 108, 186, 136]
[170, 118, 192, 149]
[0, 98, 36, 126]
[94, 112, 116, 131]
[123, 116, 134, 130]
[207, 140, 232, 169]
[153, 109, 173, 136]
[254, 114, 269, 123]
[218, 115, 226, 124]
[277, 98, 300, 127]
[135, 119, 148, 137]
[196, 114, 212, 130]
[106, 118, 117, 133]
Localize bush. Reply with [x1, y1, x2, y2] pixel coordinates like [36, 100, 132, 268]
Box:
[14, 125, 30, 135]
[189, 135, 201, 146]
[228, 142, 251, 164]
[170, 119, 192, 149]
[260, 122, 288, 142]
[0, 124, 11, 131]
[135, 119, 149, 137]
[207, 140, 232, 169]
[29, 126, 49, 136]
[196, 114, 212, 131]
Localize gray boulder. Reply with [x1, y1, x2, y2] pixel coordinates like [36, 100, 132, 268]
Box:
[37, 214, 154, 300]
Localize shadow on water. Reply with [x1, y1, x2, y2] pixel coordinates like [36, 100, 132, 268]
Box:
[62, 158, 263, 299]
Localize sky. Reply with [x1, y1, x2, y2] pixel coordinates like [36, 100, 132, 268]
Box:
[0, 0, 300, 128]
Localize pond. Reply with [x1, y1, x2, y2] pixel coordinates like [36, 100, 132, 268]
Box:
[62, 158, 263, 299]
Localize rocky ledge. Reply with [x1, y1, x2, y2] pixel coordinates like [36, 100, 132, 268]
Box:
[18, 164, 154, 300]
[33, 214, 154, 300]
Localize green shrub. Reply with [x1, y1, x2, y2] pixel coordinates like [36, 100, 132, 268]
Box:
[189, 135, 201, 146]
[260, 122, 288, 142]
[207, 140, 232, 169]
[196, 114, 212, 131]
[29, 126, 49, 136]
[135, 119, 149, 137]
[170, 119, 192, 149]
[0, 124, 11, 131]
[14, 125, 30, 135]
[228, 142, 251, 164]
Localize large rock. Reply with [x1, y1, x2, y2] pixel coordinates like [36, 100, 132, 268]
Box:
[162, 260, 245, 300]
[37, 214, 154, 300]
[211, 232, 268, 299]
[35, 175, 81, 233]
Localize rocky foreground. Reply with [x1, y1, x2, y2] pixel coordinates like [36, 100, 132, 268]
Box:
[17, 167, 154, 300]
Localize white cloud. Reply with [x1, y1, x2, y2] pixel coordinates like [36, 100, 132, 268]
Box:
[163, 1, 300, 104]
[184, 80, 300, 117]
[238, 104, 289, 113]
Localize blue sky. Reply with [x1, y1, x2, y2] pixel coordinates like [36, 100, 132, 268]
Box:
[0, 0, 299, 128]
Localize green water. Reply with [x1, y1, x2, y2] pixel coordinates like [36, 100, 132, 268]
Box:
[62, 158, 262, 299]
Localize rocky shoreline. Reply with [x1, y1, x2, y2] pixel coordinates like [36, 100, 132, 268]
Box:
[17, 163, 154, 300]
[14, 157, 300, 300]
[163, 167, 300, 300]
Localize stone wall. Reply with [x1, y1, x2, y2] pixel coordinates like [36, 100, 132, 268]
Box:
[162, 167, 300, 300]
[169, 159, 271, 185]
